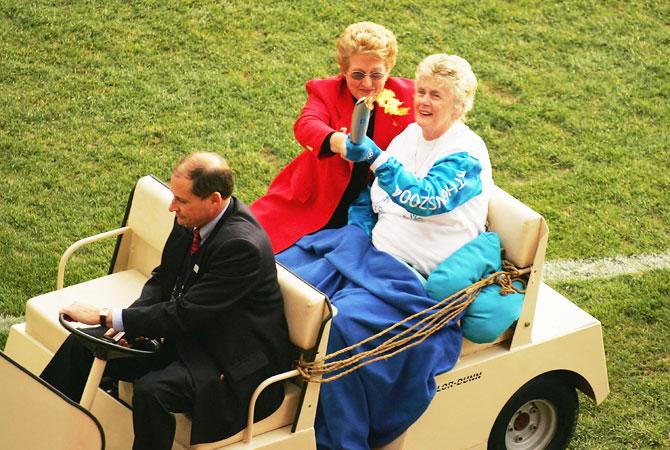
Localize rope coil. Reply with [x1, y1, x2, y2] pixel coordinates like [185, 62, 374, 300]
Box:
[297, 261, 530, 383]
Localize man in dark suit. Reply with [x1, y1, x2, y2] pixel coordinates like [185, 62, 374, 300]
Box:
[41, 152, 291, 449]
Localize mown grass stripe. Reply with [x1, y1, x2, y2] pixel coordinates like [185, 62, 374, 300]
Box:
[544, 252, 670, 283]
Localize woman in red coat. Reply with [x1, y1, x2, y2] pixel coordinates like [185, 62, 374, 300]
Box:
[251, 22, 415, 253]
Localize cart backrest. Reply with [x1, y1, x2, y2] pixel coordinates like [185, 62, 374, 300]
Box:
[277, 263, 330, 352]
[487, 185, 544, 269]
[486, 184, 549, 348]
[110, 175, 174, 277]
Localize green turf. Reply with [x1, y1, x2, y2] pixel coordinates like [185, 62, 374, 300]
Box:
[558, 270, 670, 449]
[1, 1, 668, 448]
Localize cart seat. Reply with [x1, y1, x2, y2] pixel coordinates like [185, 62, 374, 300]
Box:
[5, 175, 173, 375]
[25, 271, 146, 355]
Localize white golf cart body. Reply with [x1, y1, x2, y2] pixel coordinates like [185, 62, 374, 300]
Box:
[2, 175, 609, 450]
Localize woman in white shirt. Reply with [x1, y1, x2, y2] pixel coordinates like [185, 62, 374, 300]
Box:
[344, 53, 493, 276]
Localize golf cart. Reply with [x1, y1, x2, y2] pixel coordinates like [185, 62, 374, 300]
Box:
[2, 174, 608, 449]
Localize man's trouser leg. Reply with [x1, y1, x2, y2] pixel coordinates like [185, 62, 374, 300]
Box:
[41, 334, 95, 402]
[131, 359, 195, 450]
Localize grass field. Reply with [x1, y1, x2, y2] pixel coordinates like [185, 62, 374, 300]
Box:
[1, 1, 668, 448]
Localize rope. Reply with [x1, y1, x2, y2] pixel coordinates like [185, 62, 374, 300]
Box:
[297, 261, 530, 383]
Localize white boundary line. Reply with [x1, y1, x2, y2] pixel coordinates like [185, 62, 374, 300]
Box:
[543, 252, 670, 283]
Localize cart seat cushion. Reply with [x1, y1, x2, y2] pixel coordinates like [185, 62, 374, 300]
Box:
[24, 270, 147, 353]
[425, 232, 524, 343]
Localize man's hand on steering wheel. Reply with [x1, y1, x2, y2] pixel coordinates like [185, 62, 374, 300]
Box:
[60, 302, 103, 326]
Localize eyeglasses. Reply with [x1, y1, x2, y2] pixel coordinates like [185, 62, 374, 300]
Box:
[349, 71, 386, 81]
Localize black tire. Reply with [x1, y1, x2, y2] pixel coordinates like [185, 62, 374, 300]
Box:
[488, 374, 578, 450]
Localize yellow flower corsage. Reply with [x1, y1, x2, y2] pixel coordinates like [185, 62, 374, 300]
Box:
[364, 89, 410, 116]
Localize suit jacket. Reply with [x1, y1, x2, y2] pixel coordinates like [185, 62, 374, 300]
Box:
[251, 75, 415, 253]
[122, 197, 291, 444]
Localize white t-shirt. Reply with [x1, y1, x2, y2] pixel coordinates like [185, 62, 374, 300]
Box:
[369, 121, 493, 275]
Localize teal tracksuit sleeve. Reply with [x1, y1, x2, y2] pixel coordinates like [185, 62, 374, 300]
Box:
[373, 152, 483, 216]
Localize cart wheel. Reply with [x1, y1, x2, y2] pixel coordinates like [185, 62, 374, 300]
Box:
[488, 374, 578, 450]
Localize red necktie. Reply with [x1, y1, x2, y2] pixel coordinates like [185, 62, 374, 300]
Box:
[191, 228, 201, 255]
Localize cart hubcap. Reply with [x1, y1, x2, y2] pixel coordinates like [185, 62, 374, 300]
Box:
[504, 399, 557, 450]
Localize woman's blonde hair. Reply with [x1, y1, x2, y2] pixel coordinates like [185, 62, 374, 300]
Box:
[336, 22, 397, 72]
[416, 54, 478, 121]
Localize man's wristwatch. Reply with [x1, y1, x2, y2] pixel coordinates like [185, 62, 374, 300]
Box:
[99, 308, 110, 327]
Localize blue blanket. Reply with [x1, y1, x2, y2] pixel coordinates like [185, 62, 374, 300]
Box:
[277, 225, 462, 450]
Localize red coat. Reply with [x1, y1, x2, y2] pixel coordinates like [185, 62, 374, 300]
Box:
[251, 75, 415, 253]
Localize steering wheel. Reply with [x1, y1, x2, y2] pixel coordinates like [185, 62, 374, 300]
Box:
[59, 313, 161, 409]
[58, 313, 160, 361]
